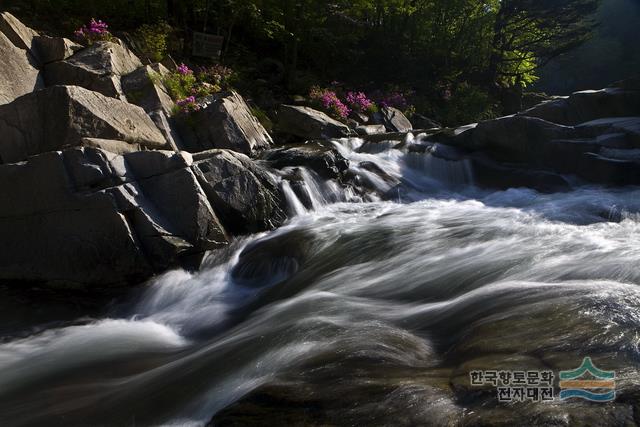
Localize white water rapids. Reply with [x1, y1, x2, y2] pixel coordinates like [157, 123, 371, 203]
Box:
[1, 136, 639, 426]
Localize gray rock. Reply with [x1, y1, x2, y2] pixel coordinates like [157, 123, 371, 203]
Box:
[33, 35, 82, 64]
[193, 150, 286, 234]
[44, 40, 143, 100]
[264, 142, 350, 180]
[521, 86, 640, 125]
[349, 110, 369, 124]
[0, 147, 228, 289]
[178, 90, 273, 155]
[467, 115, 574, 162]
[0, 11, 39, 61]
[446, 113, 640, 186]
[355, 124, 387, 136]
[410, 113, 441, 130]
[381, 106, 413, 132]
[121, 64, 175, 116]
[277, 105, 353, 140]
[0, 31, 43, 105]
[0, 85, 168, 163]
[79, 138, 143, 154]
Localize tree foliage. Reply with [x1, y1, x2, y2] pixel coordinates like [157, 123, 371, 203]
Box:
[3, 0, 602, 123]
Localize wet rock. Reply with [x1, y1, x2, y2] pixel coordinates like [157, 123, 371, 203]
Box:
[0, 147, 228, 289]
[0, 85, 168, 163]
[355, 124, 387, 136]
[471, 154, 571, 193]
[410, 113, 441, 130]
[465, 115, 574, 161]
[521, 84, 640, 126]
[277, 105, 353, 140]
[350, 110, 369, 124]
[381, 106, 413, 132]
[44, 40, 143, 100]
[192, 149, 286, 234]
[264, 142, 350, 180]
[0, 30, 43, 105]
[178, 90, 272, 155]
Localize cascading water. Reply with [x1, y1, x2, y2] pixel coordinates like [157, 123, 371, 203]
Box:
[1, 135, 640, 426]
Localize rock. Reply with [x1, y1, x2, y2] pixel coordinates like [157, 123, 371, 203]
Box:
[381, 106, 413, 132]
[521, 86, 640, 126]
[470, 154, 571, 193]
[0, 85, 168, 164]
[410, 113, 441, 130]
[0, 31, 43, 105]
[349, 110, 369, 124]
[178, 91, 273, 154]
[441, 113, 640, 186]
[33, 35, 82, 64]
[0, 147, 228, 289]
[192, 150, 286, 234]
[79, 138, 143, 154]
[277, 105, 353, 140]
[121, 64, 175, 116]
[44, 41, 143, 100]
[263, 142, 350, 180]
[0, 11, 39, 61]
[465, 115, 574, 162]
[177, 90, 273, 155]
[355, 124, 387, 136]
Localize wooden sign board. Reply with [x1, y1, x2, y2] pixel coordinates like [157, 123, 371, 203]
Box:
[192, 32, 224, 59]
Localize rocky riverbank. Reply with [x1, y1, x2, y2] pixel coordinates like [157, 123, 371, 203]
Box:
[1, 11, 639, 293]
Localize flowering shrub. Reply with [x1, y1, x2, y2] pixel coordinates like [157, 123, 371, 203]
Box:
[175, 96, 200, 114]
[74, 19, 114, 45]
[163, 65, 197, 102]
[164, 63, 236, 116]
[379, 92, 409, 111]
[345, 91, 375, 113]
[198, 65, 235, 89]
[177, 63, 193, 75]
[309, 86, 350, 120]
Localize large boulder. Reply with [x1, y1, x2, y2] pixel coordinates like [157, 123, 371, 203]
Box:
[0, 11, 39, 62]
[380, 106, 413, 132]
[277, 105, 353, 140]
[33, 35, 82, 64]
[445, 113, 640, 186]
[0, 85, 168, 163]
[44, 41, 143, 100]
[410, 113, 441, 130]
[0, 31, 43, 105]
[263, 142, 350, 180]
[177, 90, 273, 155]
[465, 115, 575, 162]
[192, 150, 286, 234]
[0, 147, 228, 289]
[521, 85, 640, 126]
[121, 63, 175, 116]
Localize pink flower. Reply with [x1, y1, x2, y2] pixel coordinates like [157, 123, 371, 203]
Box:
[74, 18, 112, 44]
[176, 96, 200, 113]
[345, 91, 373, 112]
[177, 63, 193, 75]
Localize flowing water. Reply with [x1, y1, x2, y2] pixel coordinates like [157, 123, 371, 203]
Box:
[1, 136, 640, 426]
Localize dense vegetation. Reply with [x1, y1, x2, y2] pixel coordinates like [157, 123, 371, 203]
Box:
[5, 0, 623, 125]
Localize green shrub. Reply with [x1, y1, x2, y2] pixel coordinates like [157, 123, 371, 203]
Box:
[134, 21, 172, 62]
